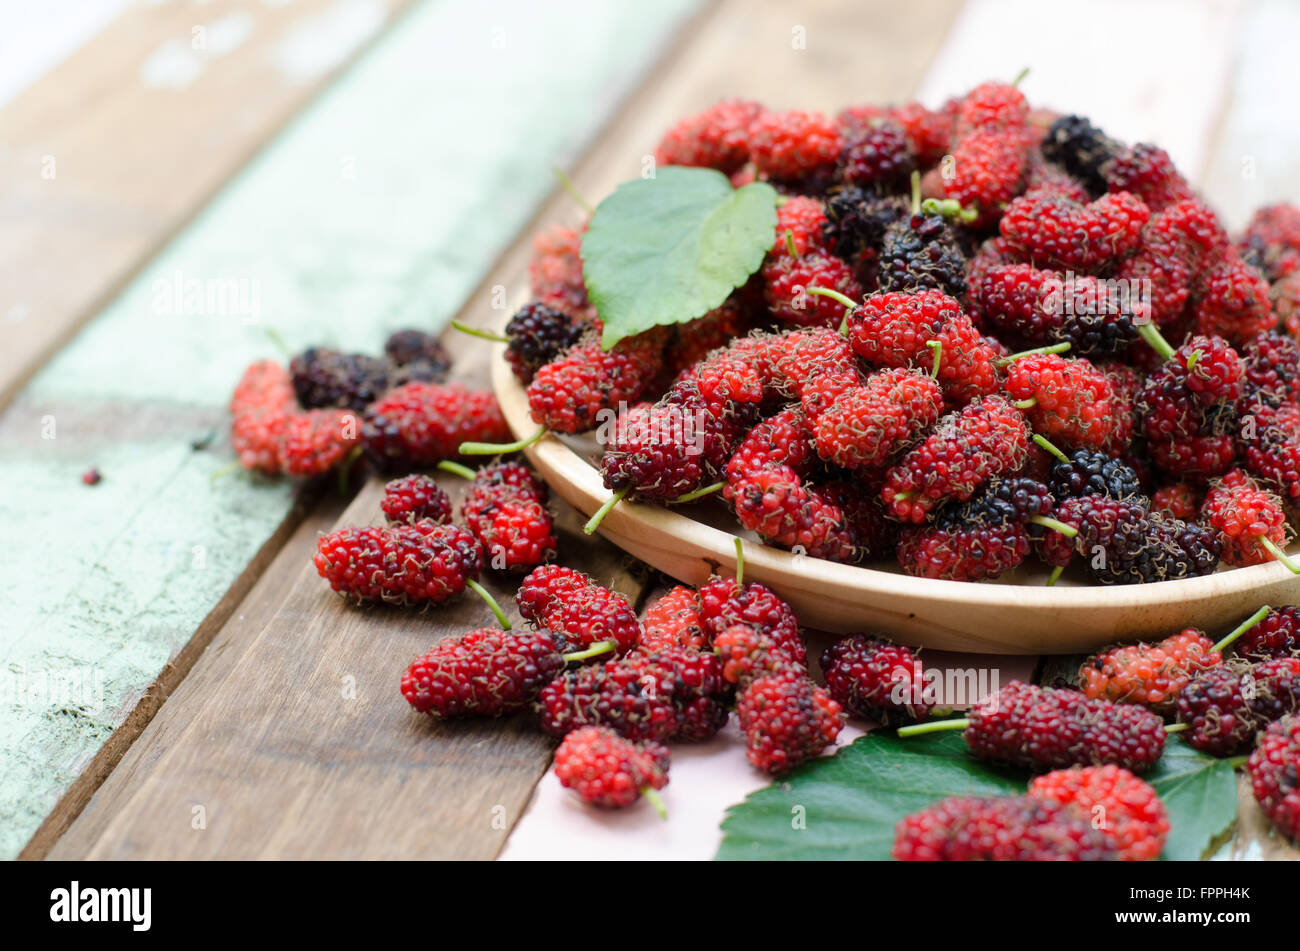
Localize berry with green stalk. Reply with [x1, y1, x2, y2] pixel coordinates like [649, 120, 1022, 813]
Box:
[881, 394, 1031, 523]
[762, 220, 862, 328]
[581, 398, 727, 536]
[897, 681, 1172, 773]
[1034, 433, 1145, 503]
[1078, 605, 1271, 714]
[897, 476, 1079, 582]
[1200, 468, 1300, 573]
[552, 726, 670, 817]
[812, 286, 1001, 406]
[876, 170, 971, 299]
[401, 581, 615, 719]
[516, 564, 642, 655]
[437, 460, 557, 573]
[1002, 349, 1119, 449]
[451, 301, 588, 385]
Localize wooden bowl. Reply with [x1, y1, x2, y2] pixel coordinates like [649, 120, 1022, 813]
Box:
[490, 345, 1300, 654]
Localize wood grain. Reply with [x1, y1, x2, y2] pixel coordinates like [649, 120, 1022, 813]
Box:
[0, 0, 414, 412]
[45, 0, 970, 859]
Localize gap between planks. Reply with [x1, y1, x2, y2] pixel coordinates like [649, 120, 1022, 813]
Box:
[0, 0, 417, 415]
[43, 0, 1004, 860]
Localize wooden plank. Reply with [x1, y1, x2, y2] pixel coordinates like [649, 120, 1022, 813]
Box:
[47, 475, 640, 859]
[8, 0, 703, 859]
[0, 0, 415, 412]
[37, 483, 349, 860]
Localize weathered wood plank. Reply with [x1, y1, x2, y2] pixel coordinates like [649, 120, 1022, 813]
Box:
[0, 0, 416, 412]
[10, 0, 703, 859]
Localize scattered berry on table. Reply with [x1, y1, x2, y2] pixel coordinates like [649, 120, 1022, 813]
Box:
[1028, 766, 1169, 860]
[1247, 715, 1300, 843]
[736, 669, 843, 775]
[314, 522, 482, 606]
[362, 382, 508, 470]
[820, 635, 931, 725]
[402, 628, 567, 717]
[553, 726, 670, 814]
[893, 795, 1118, 862]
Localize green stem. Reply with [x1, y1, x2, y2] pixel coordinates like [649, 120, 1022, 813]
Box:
[263, 326, 292, 359]
[1045, 565, 1065, 587]
[337, 444, 364, 495]
[784, 228, 799, 259]
[1186, 348, 1202, 372]
[552, 165, 594, 216]
[563, 641, 616, 663]
[1212, 605, 1272, 654]
[641, 786, 668, 820]
[926, 339, 942, 379]
[467, 579, 511, 630]
[437, 460, 478, 481]
[209, 459, 242, 483]
[1259, 536, 1300, 574]
[1012, 66, 1030, 87]
[674, 481, 723, 503]
[1225, 755, 1250, 770]
[1029, 515, 1078, 538]
[459, 427, 546, 456]
[921, 197, 978, 222]
[1136, 321, 1176, 361]
[995, 341, 1071, 366]
[1014, 398, 1038, 410]
[451, 320, 508, 343]
[897, 718, 970, 737]
[909, 169, 922, 215]
[1032, 433, 1071, 465]
[891, 490, 913, 503]
[1164, 722, 1189, 734]
[734, 535, 745, 588]
[806, 286, 858, 310]
[583, 486, 628, 535]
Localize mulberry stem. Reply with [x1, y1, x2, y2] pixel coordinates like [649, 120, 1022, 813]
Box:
[460, 427, 546, 456]
[337, 445, 364, 495]
[1164, 722, 1190, 734]
[1135, 321, 1176, 361]
[1032, 433, 1071, 465]
[437, 460, 478, 481]
[995, 341, 1071, 366]
[451, 320, 508, 343]
[467, 579, 511, 630]
[1046, 565, 1065, 586]
[552, 165, 594, 216]
[641, 787, 668, 820]
[583, 486, 628, 535]
[806, 286, 858, 310]
[674, 481, 723, 503]
[897, 718, 969, 737]
[1029, 515, 1078, 538]
[784, 229, 799, 258]
[1258, 536, 1300, 574]
[563, 641, 616, 663]
[734, 535, 745, 588]
[926, 340, 942, 379]
[1212, 605, 1272, 654]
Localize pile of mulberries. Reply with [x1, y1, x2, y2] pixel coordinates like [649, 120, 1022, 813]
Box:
[485, 80, 1300, 586]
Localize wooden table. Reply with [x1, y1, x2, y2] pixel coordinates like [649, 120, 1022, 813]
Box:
[4, 0, 1298, 861]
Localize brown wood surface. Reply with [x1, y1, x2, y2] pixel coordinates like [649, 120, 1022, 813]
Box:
[0, 0, 415, 414]
[41, 0, 1293, 861]
[43, 0, 974, 859]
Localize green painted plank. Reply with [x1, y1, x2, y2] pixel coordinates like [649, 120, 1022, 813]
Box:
[0, 0, 698, 859]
